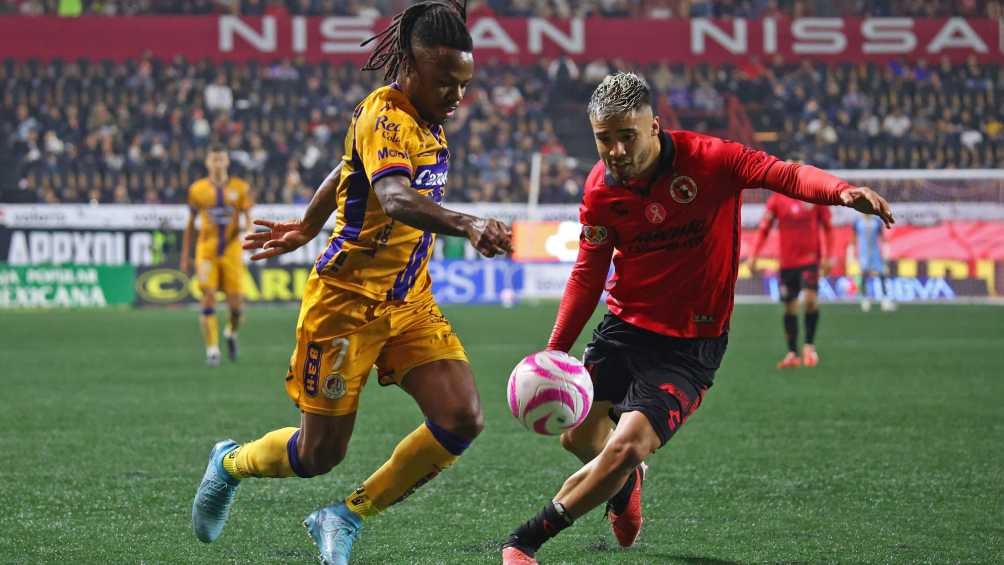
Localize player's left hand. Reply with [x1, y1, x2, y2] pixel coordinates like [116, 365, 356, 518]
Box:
[840, 186, 895, 228]
[820, 256, 832, 276]
[243, 219, 315, 261]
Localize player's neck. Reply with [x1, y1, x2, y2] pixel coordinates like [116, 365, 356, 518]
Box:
[635, 157, 661, 184]
[633, 132, 672, 184]
[209, 174, 228, 186]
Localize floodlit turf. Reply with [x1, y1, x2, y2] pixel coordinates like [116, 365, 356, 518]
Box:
[1, 303, 1002, 564]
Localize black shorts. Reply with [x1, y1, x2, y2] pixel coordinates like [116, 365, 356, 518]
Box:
[779, 264, 820, 302]
[582, 314, 728, 447]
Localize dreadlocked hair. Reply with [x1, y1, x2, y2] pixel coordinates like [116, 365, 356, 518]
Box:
[588, 72, 652, 121]
[360, 0, 472, 83]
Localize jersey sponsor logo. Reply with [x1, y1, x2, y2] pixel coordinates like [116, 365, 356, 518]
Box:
[627, 219, 706, 253]
[374, 115, 402, 142]
[609, 201, 630, 216]
[581, 225, 609, 245]
[304, 342, 322, 397]
[208, 206, 233, 225]
[413, 161, 449, 189]
[645, 202, 667, 224]
[376, 147, 409, 161]
[669, 176, 698, 204]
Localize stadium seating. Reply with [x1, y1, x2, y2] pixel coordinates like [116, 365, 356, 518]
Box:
[4, 53, 1002, 205]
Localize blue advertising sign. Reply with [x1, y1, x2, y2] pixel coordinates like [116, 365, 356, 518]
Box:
[429, 260, 524, 305]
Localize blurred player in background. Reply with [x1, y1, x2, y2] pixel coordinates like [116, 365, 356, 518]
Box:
[747, 192, 834, 368]
[191, 2, 512, 563]
[500, 73, 893, 565]
[181, 143, 253, 367]
[851, 213, 895, 312]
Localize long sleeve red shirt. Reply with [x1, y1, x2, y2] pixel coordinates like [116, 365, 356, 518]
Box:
[548, 130, 850, 352]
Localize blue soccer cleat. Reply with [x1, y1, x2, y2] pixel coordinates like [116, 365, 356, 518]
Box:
[303, 502, 363, 565]
[192, 439, 241, 543]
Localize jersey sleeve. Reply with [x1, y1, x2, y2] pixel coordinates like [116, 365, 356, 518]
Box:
[578, 204, 615, 252]
[354, 103, 422, 185]
[720, 140, 781, 190]
[547, 180, 615, 352]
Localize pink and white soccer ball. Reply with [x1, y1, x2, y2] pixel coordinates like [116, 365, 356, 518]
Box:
[507, 350, 593, 435]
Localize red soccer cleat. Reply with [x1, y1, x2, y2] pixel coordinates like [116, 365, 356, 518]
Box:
[502, 546, 538, 565]
[608, 462, 647, 547]
[802, 345, 819, 367]
[777, 352, 802, 369]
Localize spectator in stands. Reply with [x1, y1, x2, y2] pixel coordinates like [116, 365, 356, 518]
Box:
[5, 52, 1004, 205]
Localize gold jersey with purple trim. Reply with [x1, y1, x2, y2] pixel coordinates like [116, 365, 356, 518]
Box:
[188, 177, 252, 257]
[315, 84, 450, 302]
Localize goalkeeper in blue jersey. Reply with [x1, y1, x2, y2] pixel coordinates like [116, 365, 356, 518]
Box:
[851, 213, 895, 312]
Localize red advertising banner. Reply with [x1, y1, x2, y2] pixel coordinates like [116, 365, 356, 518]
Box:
[1, 16, 1001, 64]
[515, 220, 1004, 263]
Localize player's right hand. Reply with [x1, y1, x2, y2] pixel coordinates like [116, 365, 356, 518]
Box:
[243, 219, 315, 261]
[840, 186, 895, 228]
[465, 217, 512, 258]
[180, 257, 191, 276]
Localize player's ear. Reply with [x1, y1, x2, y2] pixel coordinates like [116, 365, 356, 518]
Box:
[651, 115, 661, 136]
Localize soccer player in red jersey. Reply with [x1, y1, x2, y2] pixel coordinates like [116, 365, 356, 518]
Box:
[501, 73, 893, 565]
[747, 192, 834, 368]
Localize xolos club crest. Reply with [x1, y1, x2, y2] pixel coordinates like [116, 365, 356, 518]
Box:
[669, 175, 699, 204]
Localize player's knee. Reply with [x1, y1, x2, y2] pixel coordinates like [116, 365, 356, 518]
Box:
[559, 428, 593, 457]
[605, 438, 650, 472]
[559, 430, 578, 453]
[434, 404, 484, 441]
[298, 439, 348, 476]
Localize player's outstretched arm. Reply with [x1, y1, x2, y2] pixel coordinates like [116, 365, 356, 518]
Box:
[243, 163, 343, 261]
[758, 160, 895, 228]
[373, 175, 512, 258]
[547, 238, 613, 353]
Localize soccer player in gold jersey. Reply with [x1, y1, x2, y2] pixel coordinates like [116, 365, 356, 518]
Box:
[191, 2, 511, 562]
[181, 143, 253, 366]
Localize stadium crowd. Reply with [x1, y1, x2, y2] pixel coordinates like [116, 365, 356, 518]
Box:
[3, 53, 1003, 204]
[6, 0, 1003, 18]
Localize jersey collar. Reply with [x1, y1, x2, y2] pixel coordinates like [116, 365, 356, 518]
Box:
[603, 130, 676, 193]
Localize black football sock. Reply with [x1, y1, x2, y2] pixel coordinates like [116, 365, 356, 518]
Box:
[783, 313, 798, 353]
[805, 311, 819, 344]
[606, 465, 638, 515]
[504, 501, 574, 556]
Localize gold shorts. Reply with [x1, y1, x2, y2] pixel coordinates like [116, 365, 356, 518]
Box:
[195, 244, 243, 296]
[286, 271, 468, 416]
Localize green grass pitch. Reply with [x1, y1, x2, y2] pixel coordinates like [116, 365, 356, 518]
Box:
[1, 303, 1002, 564]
